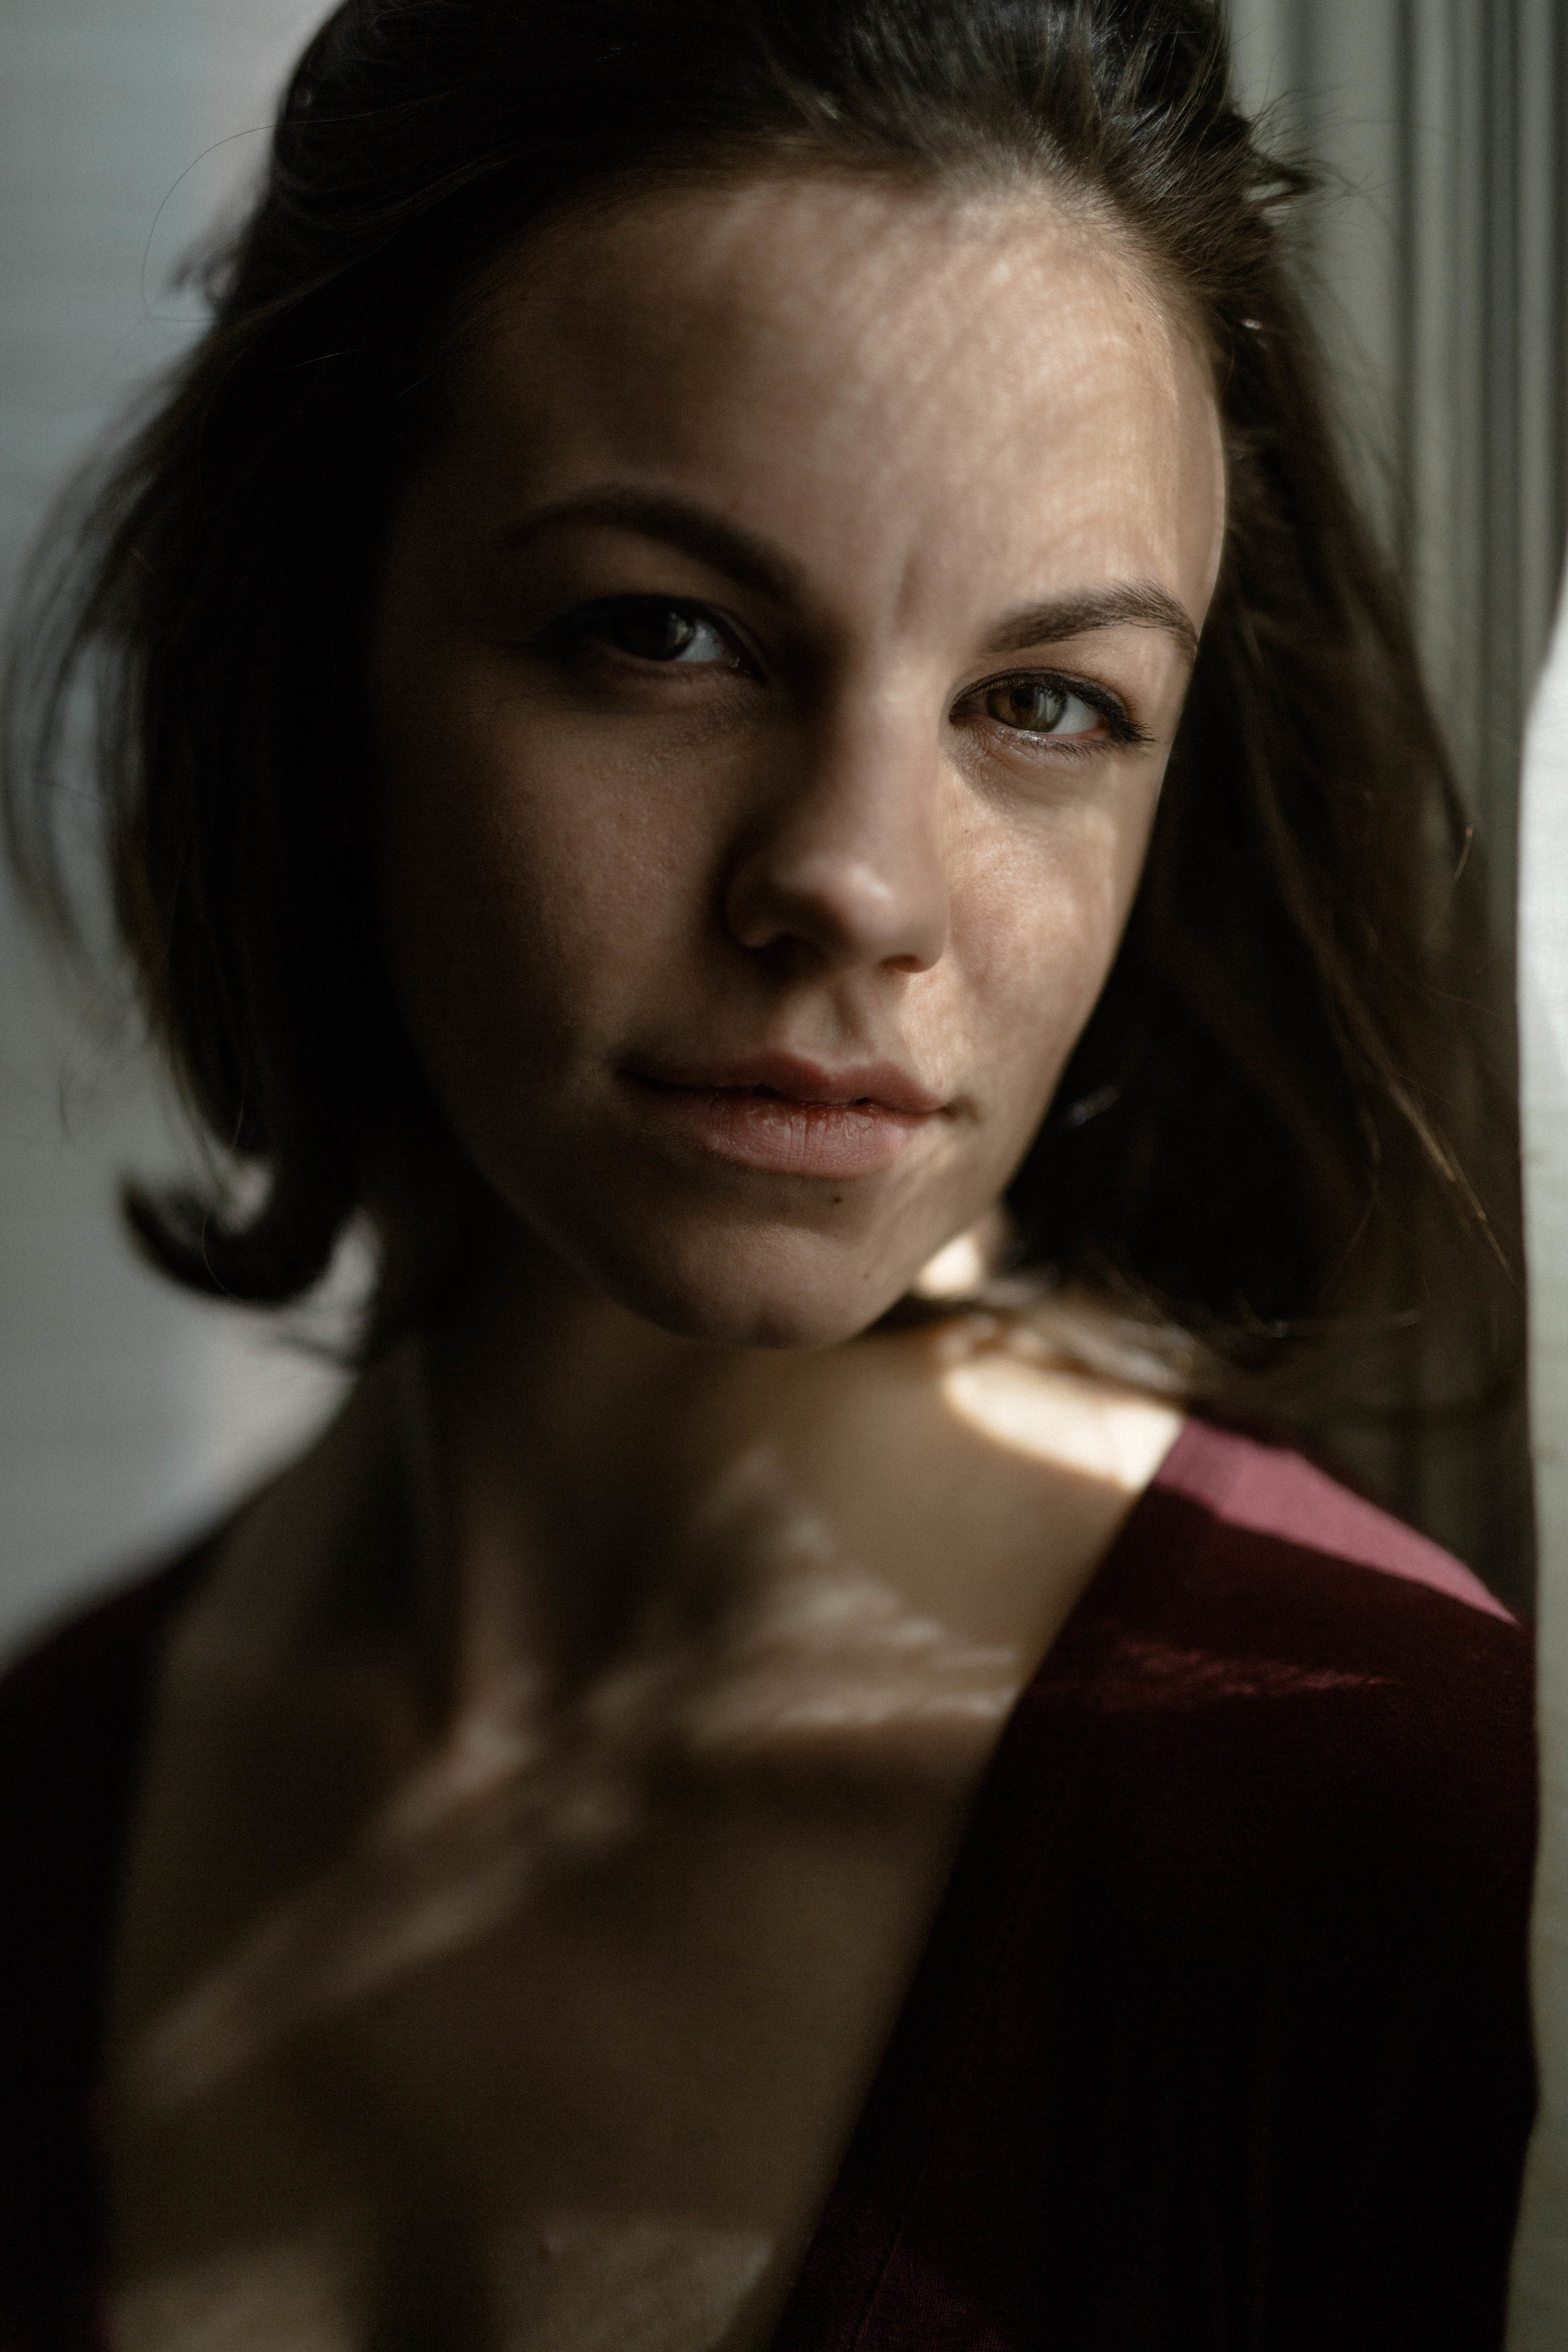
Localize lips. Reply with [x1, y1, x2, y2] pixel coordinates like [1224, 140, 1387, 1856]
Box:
[621, 1051, 946, 1179]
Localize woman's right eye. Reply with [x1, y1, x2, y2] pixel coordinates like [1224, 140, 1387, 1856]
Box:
[559, 598, 748, 671]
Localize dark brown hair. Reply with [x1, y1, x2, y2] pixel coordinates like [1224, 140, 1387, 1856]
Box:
[1, 0, 1517, 1405]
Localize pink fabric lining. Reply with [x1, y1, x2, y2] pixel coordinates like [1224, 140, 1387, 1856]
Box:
[1157, 1421, 1515, 1624]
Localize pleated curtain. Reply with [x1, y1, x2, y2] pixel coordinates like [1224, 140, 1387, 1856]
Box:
[1226, 0, 1566, 1601]
[1223, 2, 1568, 2331]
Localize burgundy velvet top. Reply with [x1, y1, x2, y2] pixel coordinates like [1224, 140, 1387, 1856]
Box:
[0, 1418, 1537, 2349]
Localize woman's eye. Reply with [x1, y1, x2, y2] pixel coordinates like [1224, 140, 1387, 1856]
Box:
[982, 679, 1104, 738]
[581, 600, 739, 668]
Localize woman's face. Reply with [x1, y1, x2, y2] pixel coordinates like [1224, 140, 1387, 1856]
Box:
[370, 174, 1225, 1348]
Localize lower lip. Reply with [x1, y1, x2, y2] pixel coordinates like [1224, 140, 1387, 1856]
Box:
[623, 1078, 934, 1178]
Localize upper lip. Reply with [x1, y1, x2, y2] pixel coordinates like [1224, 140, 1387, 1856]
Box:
[627, 1051, 946, 1117]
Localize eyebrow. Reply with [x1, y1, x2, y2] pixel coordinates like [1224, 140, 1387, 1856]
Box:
[985, 585, 1200, 667]
[483, 485, 1199, 664]
[483, 487, 808, 608]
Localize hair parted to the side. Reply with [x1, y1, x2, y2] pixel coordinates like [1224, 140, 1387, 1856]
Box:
[0, 0, 1518, 1406]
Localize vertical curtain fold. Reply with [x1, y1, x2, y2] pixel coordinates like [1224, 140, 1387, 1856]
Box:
[1226, 0, 1567, 1599]
[1228, 4, 1566, 2330]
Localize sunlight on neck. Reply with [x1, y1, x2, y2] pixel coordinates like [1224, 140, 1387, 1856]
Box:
[940, 1351, 1182, 1490]
[912, 1227, 991, 1298]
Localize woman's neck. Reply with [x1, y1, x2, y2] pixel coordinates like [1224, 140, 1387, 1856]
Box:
[105, 1225, 1182, 2161]
[392, 1219, 898, 1730]
[381, 1216, 1184, 1763]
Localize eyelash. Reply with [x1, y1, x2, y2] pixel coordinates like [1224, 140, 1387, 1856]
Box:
[956, 669, 1153, 753]
[542, 596, 1153, 752]
[542, 596, 757, 675]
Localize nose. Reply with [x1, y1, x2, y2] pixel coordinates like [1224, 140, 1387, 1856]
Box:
[722, 703, 950, 977]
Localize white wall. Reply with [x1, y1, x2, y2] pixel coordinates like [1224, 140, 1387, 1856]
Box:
[0, 1, 346, 1661]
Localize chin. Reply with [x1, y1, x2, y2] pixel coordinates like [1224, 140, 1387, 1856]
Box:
[566, 1215, 918, 1353]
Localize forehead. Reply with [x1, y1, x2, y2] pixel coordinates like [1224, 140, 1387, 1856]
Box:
[433, 174, 1222, 608]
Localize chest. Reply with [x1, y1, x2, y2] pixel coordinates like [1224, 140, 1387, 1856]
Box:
[107, 1773, 976, 2352]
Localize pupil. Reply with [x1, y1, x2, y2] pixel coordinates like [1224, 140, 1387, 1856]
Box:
[1006, 682, 1067, 724]
[990, 681, 1066, 732]
[617, 605, 695, 660]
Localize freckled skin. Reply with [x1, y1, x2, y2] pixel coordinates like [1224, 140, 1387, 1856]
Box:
[371, 175, 1225, 1348]
[109, 175, 1224, 2352]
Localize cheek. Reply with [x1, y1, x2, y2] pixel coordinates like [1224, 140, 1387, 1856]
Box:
[376, 670, 702, 1060]
[947, 793, 1153, 1106]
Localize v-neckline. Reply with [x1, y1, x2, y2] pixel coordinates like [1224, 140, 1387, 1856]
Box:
[762, 1414, 1204, 2349]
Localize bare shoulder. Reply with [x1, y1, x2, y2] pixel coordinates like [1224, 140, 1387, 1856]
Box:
[930, 1319, 1184, 1493]
[747, 1308, 1184, 1682]
[841, 1300, 1187, 1512]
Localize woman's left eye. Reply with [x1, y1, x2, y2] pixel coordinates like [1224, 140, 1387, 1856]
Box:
[574, 598, 742, 669]
[980, 678, 1106, 738]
